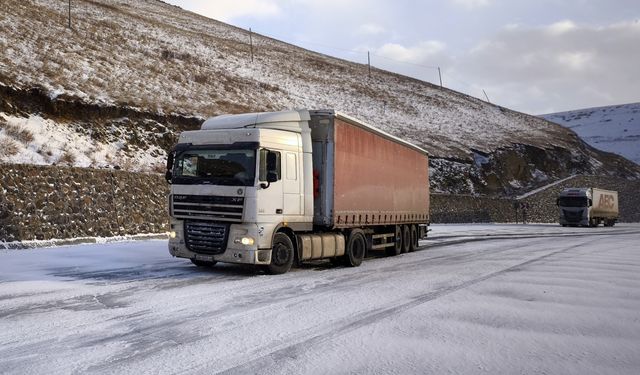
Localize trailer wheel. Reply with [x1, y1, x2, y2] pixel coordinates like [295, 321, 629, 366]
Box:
[409, 225, 418, 252]
[386, 226, 403, 256]
[345, 230, 366, 267]
[402, 225, 411, 253]
[266, 233, 294, 275]
[190, 259, 217, 268]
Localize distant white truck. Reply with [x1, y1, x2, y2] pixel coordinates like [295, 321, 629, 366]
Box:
[557, 188, 618, 227]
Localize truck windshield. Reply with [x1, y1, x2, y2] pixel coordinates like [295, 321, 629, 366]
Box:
[173, 149, 256, 186]
[558, 197, 588, 207]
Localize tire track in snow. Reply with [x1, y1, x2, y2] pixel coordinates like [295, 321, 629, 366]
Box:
[214, 239, 595, 375]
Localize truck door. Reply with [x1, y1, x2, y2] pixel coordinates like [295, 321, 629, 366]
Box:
[283, 151, 302, 215]
[258, 149, 283, 219]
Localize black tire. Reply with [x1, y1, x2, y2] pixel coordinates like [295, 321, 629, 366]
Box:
[266, 233, 294, 275]
[190, 259, 217, 267]
[386, 226, 403, 256]
[345, 230, 366, 267]
[401, 225, 411, 253]
[409, 225, 418, 252]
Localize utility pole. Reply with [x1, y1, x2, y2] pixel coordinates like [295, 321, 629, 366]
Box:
[438, 67, 443, 87]
[483, 89, 491, 103]
[249, 28, 254, 62]
[367, 51, 371, 77]
[68, 0, 71, 29]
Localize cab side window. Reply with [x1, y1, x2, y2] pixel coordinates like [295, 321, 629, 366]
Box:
[259, 149, 281, 181]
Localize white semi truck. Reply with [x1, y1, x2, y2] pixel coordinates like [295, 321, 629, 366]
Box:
[165, 110, 430, 274]
[557, 187, 618, 227]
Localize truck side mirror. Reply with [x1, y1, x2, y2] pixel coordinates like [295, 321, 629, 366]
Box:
[260, 151, 279, 189]
[267, 151, 277, 173]
[267, 171, 278, 183]
[165, 151, 175, 184]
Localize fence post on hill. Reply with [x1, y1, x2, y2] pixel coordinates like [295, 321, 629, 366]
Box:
[483, 89, 491, 103]
[249, 28, 254, 63]
[367, 51, 371, 77]
[438, 67, 443, 87]
[68, 0, 72, 29]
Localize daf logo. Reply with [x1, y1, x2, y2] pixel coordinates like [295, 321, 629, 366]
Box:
[237, 189, 243, 195]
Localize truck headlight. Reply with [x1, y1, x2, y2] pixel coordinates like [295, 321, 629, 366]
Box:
[170, 231, 177, 239]
[234, 237, 255, 246]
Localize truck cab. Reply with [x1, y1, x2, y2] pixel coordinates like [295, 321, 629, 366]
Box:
[557, 187, 618, 227]
[166, 110, 314, 273]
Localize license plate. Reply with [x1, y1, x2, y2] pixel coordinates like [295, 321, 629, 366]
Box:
[195, 254, 214, 262]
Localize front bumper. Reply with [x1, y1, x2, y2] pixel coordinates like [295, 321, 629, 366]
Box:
[168, 220, 272, 265]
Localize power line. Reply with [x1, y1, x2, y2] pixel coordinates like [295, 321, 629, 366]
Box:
[247, 27, 490, 103]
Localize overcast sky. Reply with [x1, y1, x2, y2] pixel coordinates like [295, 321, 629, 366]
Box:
[165, 0, 640, 114]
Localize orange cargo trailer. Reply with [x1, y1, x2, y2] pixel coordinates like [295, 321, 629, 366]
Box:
[309, 110, 429, 254]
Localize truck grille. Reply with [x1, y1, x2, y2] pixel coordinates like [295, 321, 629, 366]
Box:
[172, 195, 244, 222]
[562, 209, 584, 222]
[184, 221, 228, 254]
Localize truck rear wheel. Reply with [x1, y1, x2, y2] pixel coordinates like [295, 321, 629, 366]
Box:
[266, 233, 294, 275]
[409, 225, 418, 252]
[402, 225, 411, 253]
[345, 230, 366, 267]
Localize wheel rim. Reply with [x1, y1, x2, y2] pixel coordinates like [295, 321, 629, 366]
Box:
[272, 241, 291, 266]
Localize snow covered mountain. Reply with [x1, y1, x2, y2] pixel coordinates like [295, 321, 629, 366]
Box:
[1, 0, 638, 195]
[541, 103, 640, 165]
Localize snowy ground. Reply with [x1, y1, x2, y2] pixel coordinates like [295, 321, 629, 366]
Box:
[1, 224, 639, 374]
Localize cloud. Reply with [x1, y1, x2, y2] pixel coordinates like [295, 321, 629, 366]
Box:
[449, 0, 492, 10]
[375, 41, 446, 63]
[547, 20, 577, 35]
[357, 23, 386, 36]
[452, 20, 640, 113]
[174, 0, 280, 22]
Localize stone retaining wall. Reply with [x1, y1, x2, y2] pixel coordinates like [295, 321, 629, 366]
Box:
[1, 164, 638, 243]
[432, 176, 640, 223]
[0, 164, 169, 242]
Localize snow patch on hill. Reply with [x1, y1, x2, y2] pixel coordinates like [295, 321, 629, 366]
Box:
[541, 103, 640, 165]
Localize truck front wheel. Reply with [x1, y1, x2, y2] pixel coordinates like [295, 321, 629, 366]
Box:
[266, 233, 294, 275]
[345, 230, 366, 267]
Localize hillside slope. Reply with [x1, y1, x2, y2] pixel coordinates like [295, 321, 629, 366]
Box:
[541, 103, 640, 165]
[1, 0, 638, 195]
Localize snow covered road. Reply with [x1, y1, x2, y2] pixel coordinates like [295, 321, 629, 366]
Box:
[1, 224, 639, 374]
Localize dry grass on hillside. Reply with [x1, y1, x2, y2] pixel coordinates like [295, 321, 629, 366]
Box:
[0, 0, 584, 160]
